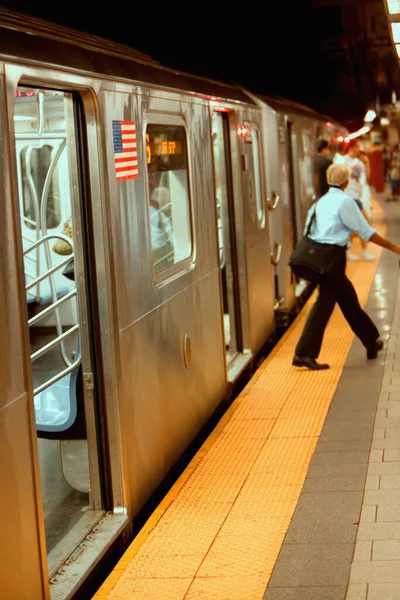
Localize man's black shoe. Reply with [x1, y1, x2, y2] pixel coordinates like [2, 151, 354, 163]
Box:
[292, 355, 330, 370]
[366, 338, 384, 359]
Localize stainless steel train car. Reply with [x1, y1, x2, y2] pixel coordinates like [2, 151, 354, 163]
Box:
[0, 8, 348, 599]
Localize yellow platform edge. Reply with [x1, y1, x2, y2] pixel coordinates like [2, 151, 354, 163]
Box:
[92, 197, 386, 600]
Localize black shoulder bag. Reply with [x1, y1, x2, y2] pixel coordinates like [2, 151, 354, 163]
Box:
[288, 204, 345, 283]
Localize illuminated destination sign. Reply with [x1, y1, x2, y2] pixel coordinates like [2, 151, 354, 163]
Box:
[146, 135, 183, 163]
[151, 140, 183, 156]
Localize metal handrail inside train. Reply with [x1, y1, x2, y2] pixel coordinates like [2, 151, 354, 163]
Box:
[18, 92, 74, 368]
[24, 233, 81, 396]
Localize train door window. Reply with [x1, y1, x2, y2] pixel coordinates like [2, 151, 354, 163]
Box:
[13, 87, 103, 577]
[302, 130, 315, 203]
[212, 111, 241, 364]
[145, 122, 192, 276]
[287, 120, 301, 244]
[247, 126, 264, 226]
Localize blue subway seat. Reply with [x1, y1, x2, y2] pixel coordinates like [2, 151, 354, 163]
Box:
[35, 341, 86, 440]
[26, 285, 70, 306]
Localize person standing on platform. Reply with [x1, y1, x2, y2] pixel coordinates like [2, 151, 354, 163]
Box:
[359, 149, 372, 218]
[333, 140, 347, 164]
[315, 139, 332, 198]
[383, 145, 391, 183]
[341, 139, 375, 261]
[388, 142, 400, 202]
[292, 163, 400, 371]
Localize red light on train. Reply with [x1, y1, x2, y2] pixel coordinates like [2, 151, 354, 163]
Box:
[326, 121, 332, 127]
[213, 106, 229, 112]
[237, 123, 249, 138]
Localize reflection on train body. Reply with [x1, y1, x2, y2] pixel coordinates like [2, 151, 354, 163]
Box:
[0, 10, 350, 600]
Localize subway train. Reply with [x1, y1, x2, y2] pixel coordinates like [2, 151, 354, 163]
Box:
[0, 8, 350, 600]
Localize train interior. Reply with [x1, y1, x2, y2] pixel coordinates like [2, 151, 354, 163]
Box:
[14, 87, 102, 577]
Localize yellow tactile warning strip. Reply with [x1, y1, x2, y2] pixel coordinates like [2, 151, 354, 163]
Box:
[93, 199, 386, 600]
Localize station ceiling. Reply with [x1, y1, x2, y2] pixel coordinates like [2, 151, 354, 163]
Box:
[303, 0, 400, 130]
[1, 0, 399, 132]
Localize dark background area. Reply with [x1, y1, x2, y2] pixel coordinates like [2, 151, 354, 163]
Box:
[1, 0, 399, 130]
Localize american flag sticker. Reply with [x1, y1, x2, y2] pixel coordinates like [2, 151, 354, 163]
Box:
[112, 120, 139, 181]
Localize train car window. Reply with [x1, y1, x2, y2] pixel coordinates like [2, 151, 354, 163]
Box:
[252, 128, 264, 224]
[146, 124, 192, 275]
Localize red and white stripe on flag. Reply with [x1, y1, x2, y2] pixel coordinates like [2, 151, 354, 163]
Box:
[112, 120, 139, 181]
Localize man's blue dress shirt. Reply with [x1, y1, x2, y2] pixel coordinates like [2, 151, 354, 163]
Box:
[304, 187, 376, 248]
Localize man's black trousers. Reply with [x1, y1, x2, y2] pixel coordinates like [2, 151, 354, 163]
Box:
[295, 256, 379, 359]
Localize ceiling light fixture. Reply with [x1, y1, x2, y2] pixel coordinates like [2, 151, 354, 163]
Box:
[364, 109, 377, 122]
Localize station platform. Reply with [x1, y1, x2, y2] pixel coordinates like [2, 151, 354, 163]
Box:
[92, 193, 400, 600]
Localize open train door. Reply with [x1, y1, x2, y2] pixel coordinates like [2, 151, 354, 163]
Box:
[10, 83, 126, 595]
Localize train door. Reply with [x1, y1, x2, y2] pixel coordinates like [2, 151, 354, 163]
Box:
[211, 111, 242, 367]
[301, 125, 317, 210]
[286, 119, 302, 244]
[12, 87, 106, 581]
[286, 117, 312, 297]
[264, 109, 298, 321]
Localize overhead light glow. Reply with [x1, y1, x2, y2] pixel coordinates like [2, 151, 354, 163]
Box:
[387, 0, 400, 15]
[391, 22, 400, 43]
[337, 135, 350, 144]
[381, 117, 390, 126]
[364, 109, 377, 122]
[348, 125, 371, 140]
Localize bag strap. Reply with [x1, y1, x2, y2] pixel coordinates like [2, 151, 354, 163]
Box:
[305, 204, 317, 237]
